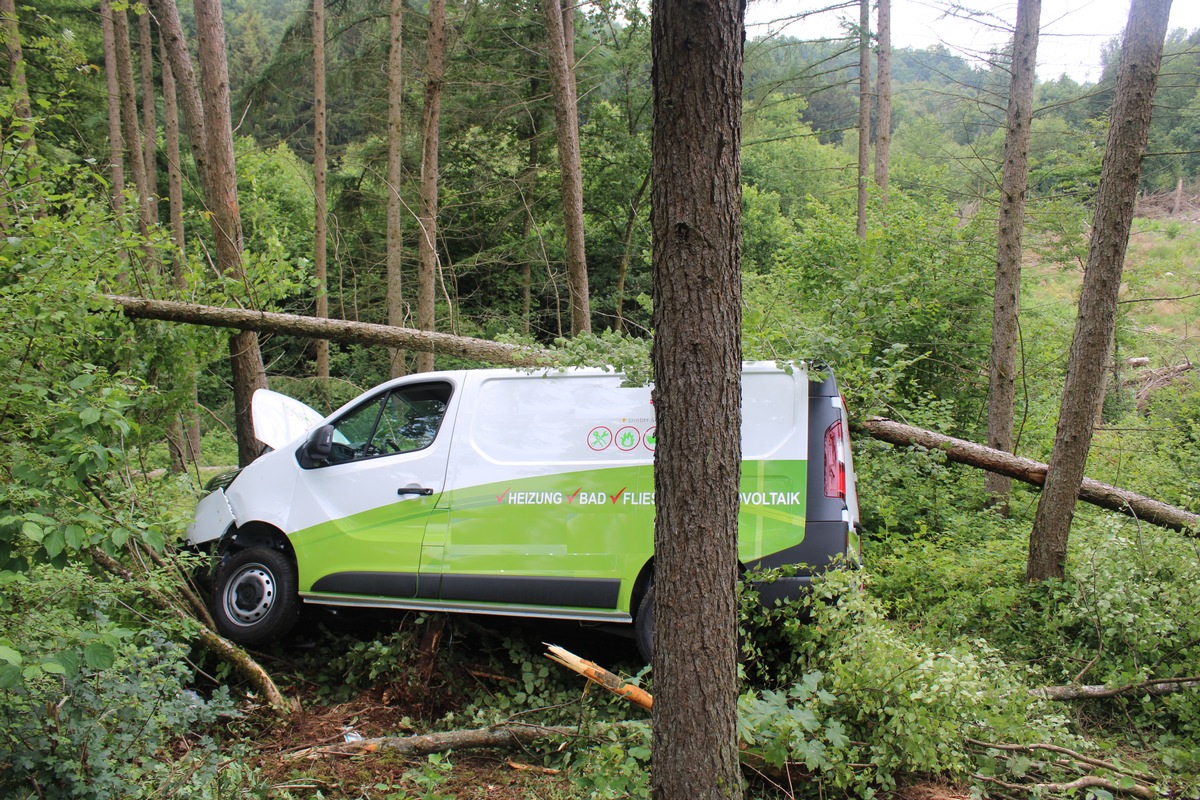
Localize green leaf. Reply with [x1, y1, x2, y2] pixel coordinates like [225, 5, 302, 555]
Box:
[21, 521, 43, 543]
[79, 407, 102, 426]
[69, 373, 96, 390]
[83, 642, 115, 670]
[0, 644, 21, 665]
[0, 664, 21, 689]
[42, 529, 66, 559]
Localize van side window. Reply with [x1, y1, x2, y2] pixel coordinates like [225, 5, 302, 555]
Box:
[325, 382, 452, 465]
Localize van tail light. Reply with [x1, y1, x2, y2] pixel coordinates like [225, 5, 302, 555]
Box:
[824, 419, 846, 500]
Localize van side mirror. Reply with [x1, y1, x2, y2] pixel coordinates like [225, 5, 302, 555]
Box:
[299, 424, 334, 468]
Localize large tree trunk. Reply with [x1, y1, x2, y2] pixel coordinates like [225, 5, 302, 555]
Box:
[415, 0, 446, 374]
[855, 0, 870, 239]
[650, 0, 744, 795]
[543, 0, 591, 335]
[194, 0, 269, 466]
[873, 0, 891, 211]
[1027, 0, 1173, 582]
[99, 0, 125, 210]
[985, 0, 1042, 512]
[159, 32, 202, 471]
[385, 0, 406, 378]
[313, 0, 330, 379]
[858, 417, 1198, 533]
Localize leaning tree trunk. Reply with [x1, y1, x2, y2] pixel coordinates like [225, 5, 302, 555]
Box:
[385, 0, 406, 378]
[985, 0, 1042, 512]
[1028, 0, 1173, 582]
[313, 0, 330, 379]
[650, 0, 745, 795]
[415, 0, 446, 374]
[855, 0, 870, 239]
[543, 0, 591, 335]
[873, 0, 891, 211]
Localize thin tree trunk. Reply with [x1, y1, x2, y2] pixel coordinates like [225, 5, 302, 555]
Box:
[855, 0, 870, 238]
[190, 0, 269, 466]
[615, 171, 649, 334]
[873, 0, 891, 211]
[985, 0, 1041, 512]
[0, 0, 32, 153]
[100, 0, 125, 210]
[543, 0, 590, 335]
[385, 0, 406, 378]
[313, 0, 330, 378]
[138, 9, 158, 225]
[1172, 176, 1183, 216]
[160, 34, 202, 471]
[112, 5, 151, 234]
[650, 0, 744, 794]
[1027, 0, 1174, 582]
[415, 0, 445, 374]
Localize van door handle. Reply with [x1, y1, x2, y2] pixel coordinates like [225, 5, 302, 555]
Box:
[397, 486, 434, 496]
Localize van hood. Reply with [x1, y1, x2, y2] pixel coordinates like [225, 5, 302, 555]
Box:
[252, 388, 325, 450]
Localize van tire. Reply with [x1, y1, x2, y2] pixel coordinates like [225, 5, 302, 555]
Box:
[634, 583, 654, 663]
[212, 547, 299, 645]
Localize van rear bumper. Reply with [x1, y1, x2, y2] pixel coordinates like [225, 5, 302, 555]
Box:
[751, 575, 811, 609]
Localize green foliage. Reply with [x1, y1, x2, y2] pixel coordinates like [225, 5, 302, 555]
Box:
[737, 570, 1075, 796]
[743, 192, 992, 416]
[0, 565, 239, 799]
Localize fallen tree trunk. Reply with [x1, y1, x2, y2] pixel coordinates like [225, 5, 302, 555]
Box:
[103, 295, 1197, 534]
[287, 722, 583, 759]
[857, 417, 1199, 534]
[105, 295, 547, 367]
[1033, 675, 1200, 701]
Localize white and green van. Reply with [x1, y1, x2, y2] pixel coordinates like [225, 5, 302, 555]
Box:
[187, 363, 860, 655]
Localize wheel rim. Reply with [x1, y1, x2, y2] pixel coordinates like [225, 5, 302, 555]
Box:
[223, 563, 276, 626]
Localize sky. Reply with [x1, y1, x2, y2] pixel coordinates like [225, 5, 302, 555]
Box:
[746, 0, 1200, 83]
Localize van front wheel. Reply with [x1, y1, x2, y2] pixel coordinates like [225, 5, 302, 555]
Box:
[634, 583, 654, 663]
[212, 547, 299, 645]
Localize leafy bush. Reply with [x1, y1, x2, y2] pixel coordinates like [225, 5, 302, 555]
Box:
[0, 566, 239, 799]
[737, 570, 1076, 796]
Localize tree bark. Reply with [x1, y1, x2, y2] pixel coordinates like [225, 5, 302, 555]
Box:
[138, 9, 158, 226]
[1033, 676, 1200, 700]
[385, 0, 406, 378]
[152, 0, 211, 199]
[313, 0, 330, 379]
[0, 0, 32, 152]
[650, 0, 744, 795]
[873, 0, 891, 211]
[855, 0, 870, 239]
[105, 295, 546, 366]
[543, 0, 591, 335]
[416, 0, 446, 374]
[191, 0, 269, 467]
[112, 5, 151, 235]
[99, 0, 125, 210]
[159, 36, 202, 470]
[858, 417, 1198, 533]
[985, 0, 1041, 512]
[1028, 0, 1173, 582]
